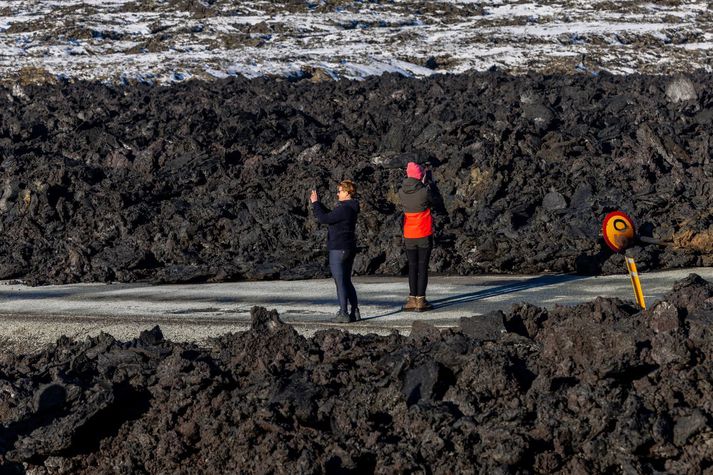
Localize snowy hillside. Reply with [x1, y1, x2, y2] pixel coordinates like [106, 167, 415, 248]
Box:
[1, 0, 711, 84]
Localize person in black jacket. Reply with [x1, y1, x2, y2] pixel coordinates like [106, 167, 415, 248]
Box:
[310, 180, 361, 323]
[398, 162, 434, 312]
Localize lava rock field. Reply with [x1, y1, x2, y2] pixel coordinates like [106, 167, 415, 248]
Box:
[1, 274, 712, 473]
[0, 72, 710, 284]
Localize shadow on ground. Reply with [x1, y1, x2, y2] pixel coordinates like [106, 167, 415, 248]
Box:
[361, 274, 588, 321]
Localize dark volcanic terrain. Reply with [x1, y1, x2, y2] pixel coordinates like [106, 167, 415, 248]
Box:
[1, 274, 712, 473]
[0, 72, 711, 284]
[1, 3, 712, 474]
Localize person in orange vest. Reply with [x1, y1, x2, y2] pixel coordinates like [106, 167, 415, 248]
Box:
[398, 162, 434, 312]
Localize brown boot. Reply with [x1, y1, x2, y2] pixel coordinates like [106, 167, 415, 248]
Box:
[402, 295, 418, 311]
[415, 296, 433, 312]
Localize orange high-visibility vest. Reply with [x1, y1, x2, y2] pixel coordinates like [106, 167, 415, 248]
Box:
[404, 209, 433, 239]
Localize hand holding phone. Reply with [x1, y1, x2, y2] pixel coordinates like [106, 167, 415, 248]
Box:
[422, 165, 433, 185]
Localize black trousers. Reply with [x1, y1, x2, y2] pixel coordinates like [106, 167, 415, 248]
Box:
[329, 249, 358, 313]
[405, 238, 432, 297]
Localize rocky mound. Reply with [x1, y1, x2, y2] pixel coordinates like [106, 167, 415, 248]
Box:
[1, 274, 712, 473]
[0, 71, 711, 284]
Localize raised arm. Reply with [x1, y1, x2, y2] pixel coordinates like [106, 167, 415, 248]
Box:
[312, 201, 350, 224]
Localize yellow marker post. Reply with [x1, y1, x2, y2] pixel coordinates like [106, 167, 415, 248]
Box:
[625, 256, 646, 309]
[602, 211, 647, 309]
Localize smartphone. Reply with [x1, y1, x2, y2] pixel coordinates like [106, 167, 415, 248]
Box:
[423, 166, 433, 184]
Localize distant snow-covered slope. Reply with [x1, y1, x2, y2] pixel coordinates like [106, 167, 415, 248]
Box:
[0, 0, 711, 83]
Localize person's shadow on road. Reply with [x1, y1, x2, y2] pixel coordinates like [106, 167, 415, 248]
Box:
[358, 274, 588, 321]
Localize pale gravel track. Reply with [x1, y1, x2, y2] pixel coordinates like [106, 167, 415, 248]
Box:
[1, 267, 711, 353]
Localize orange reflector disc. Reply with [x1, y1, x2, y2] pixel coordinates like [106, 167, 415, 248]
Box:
[602, 211, 635, 252]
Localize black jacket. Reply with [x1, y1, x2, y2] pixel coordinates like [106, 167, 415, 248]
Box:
[312, 199, 360, 250]
[398, 177, 432, 213]
[398, 177, 434, 244]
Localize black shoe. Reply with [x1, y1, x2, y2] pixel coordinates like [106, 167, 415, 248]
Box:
[350, 307, 361, 321]
[333, 310, 352, 323]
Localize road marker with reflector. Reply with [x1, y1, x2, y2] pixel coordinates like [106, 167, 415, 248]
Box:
[601, 211, 647, 309]
[602, 211, 635, 253]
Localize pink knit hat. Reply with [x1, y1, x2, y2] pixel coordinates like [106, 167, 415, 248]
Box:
[406, 162, 423, 180]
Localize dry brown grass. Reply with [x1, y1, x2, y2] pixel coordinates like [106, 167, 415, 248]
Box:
[6, 66, 58, 87]
[674, 228, 713, 253]
[467, 166, 492, 199]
